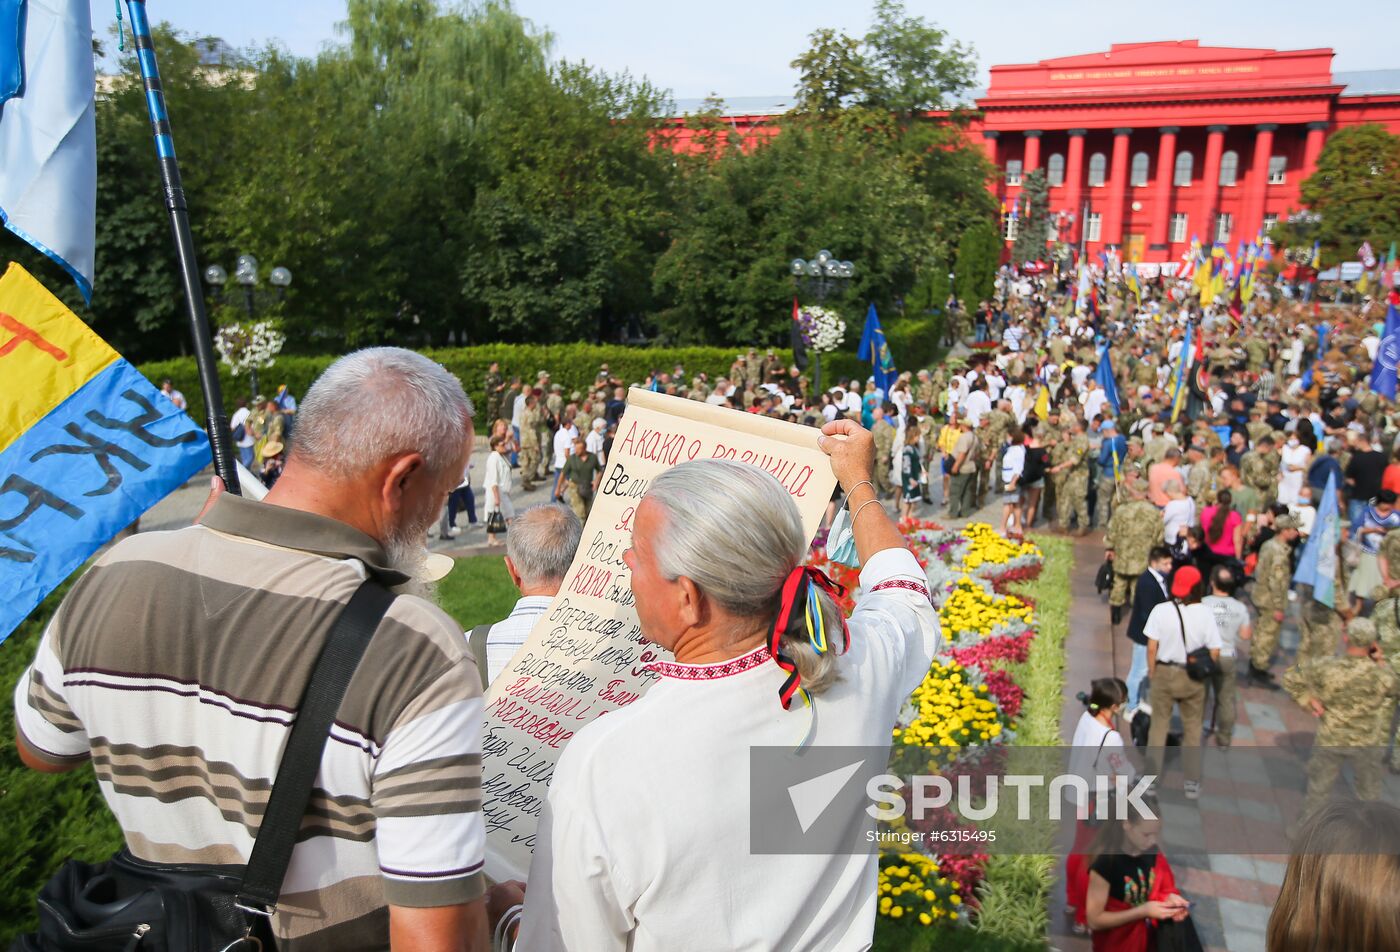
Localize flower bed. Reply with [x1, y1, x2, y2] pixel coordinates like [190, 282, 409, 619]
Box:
[811, 518, 1051, 944]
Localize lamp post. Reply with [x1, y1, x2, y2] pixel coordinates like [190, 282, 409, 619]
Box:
[1283, 211, 1323, 301]
[789, 249, 854, 392]
[203, 255, 292, 398]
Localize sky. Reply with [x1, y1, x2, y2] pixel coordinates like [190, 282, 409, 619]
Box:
[91, 0, 1397, 100]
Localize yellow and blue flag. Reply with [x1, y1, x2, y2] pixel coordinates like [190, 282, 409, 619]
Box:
[0, 263, 210, 642]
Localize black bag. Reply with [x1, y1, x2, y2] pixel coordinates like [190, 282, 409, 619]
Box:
[1095, 559, 1114, 594]
[1155, 915, 1205, 952]
[1174, 604, 1218, 683]
[486, 511, 508, 535]
[11, 581, 394, 952]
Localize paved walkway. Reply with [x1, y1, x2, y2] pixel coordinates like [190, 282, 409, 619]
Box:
[1046, 535, 1400, 952]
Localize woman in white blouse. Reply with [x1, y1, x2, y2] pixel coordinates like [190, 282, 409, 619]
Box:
[521, 422, 940, 951]
[483, 433, 514, 547]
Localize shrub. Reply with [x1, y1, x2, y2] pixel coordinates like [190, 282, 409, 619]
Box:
[140, 344, 902, 425]
[0, 577, 124, 946]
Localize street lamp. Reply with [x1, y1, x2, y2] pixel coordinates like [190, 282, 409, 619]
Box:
[203, 255, 293, 398]
[203, 254, 293, 318]
[789, 250, 854, 393]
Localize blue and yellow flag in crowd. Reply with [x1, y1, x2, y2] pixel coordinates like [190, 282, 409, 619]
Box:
[0, 263, 210, 642]
[857, 303, 897, 394]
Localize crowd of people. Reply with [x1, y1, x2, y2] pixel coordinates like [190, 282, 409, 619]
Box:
[15, 256, 1400, 952]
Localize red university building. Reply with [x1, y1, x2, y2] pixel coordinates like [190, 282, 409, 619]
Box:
[662, 40, 1400, 264]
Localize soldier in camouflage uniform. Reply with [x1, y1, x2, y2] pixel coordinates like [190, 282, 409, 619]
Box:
[483, 362, 505, 429]
[1245, 409, 1272, 448]
[1292, 568, 1346, 672]
[1184, 444, 1214, 511]
[872, 404, 897, 498]
[1105, 474, 1165, 621]
[1283, 616, 1400, 829]
[1051, 417, 1091, 533]
[518, 393, 543, 492]
[1250, 515, 1299, 685]
[915, 370, 936, 409]
[1240, 435, 1277, 507]
[981, 401, 1015, 500]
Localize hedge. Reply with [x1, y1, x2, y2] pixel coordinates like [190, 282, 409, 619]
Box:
[141, 344, 881, 426]
[137, 319, 944, 425]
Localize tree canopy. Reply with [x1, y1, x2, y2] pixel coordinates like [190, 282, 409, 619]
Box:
[3, 0, 992, 359]
[1296, 124, 1400, 261]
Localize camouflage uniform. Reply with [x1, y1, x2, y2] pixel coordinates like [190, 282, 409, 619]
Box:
[1293, 584, 1344, 670]
[1240, 450, 1277, 506]
[519, 402, 542, 491]
[483, 370, 505, 427]
[1185, 459, 1214, 512]
[916, 380, 937, 409]
[872, 418, 897, 496]
[1246, 420, 1272, 446]
[1250, 535, 1292, 671]
[1105, 498, 1166, 607]
[1283, 625, 1400, 824]
[982, 409, 1014, 495]
[1056, 432, 1091, 531]
[1244, 337, 1268, 372]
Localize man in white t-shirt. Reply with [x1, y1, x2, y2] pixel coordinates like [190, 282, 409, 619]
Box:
[229, 398, 256, 470]
[962, 380, 992, 428]
[1083, 379, 1108, 423]
[1144, 565, 1222, 798]
[552, 416, 579, 472]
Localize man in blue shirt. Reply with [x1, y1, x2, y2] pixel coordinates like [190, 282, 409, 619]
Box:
[1095, 420, 1128, 526]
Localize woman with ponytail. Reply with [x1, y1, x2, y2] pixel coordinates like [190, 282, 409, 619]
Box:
[521, 423, 939, 951]
[1064, 678, 1133, 933]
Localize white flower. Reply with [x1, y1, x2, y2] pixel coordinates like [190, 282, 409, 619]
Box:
[799, 306, 846, 354]
[215, 320, 286, 377]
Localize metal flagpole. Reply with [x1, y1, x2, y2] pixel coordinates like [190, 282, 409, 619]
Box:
[123, 1, 241, 494]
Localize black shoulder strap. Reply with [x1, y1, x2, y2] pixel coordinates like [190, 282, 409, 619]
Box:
[237, 579, 395, 914]
[1173, 601, 1189, 657]
[470, 623, 493, 690]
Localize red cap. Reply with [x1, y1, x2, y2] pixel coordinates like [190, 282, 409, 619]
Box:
[1170, 565, 1201, 598]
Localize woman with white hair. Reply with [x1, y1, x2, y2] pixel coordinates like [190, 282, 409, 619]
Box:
[520, 420, 939, 950]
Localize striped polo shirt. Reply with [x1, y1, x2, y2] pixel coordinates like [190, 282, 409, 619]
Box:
[15, 494, 485, 950]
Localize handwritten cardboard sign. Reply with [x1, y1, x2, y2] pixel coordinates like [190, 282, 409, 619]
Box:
[481, 388, 837, 880]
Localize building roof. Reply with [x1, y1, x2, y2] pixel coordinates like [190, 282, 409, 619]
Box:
[1337, 69, 1400, 97]
[666, 95, 794, 118]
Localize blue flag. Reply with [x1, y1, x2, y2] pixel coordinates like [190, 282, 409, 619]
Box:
[1094, 344, 1120, 414]
[1371, 304, 1400, 400]
[857, 303, 897, 395]
[1292, 472, 1340, 609]
[1301, 322, 1329, 392]
[0, 263, 210, 643]
[0, 0, 97, 301]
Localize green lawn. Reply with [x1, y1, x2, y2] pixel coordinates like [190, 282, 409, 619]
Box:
[436, 552, 522, 630]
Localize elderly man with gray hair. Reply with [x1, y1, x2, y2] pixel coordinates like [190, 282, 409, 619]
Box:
[472, 503, 584, 685]
[13, 347, 519, 949]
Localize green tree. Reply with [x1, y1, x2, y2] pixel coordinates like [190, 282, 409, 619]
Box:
[789, 28, 874, 116]
[655, 110, 934, 345]
[1012, 169, 1050, 265]
[463, 63, 677, 343]
[1298, 124, 1400, 260]
[955, 221, 1000, 304]
[862, 0, 976, 118]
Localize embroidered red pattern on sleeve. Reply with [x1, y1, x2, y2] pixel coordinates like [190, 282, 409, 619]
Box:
[869, 578, 933, 603]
